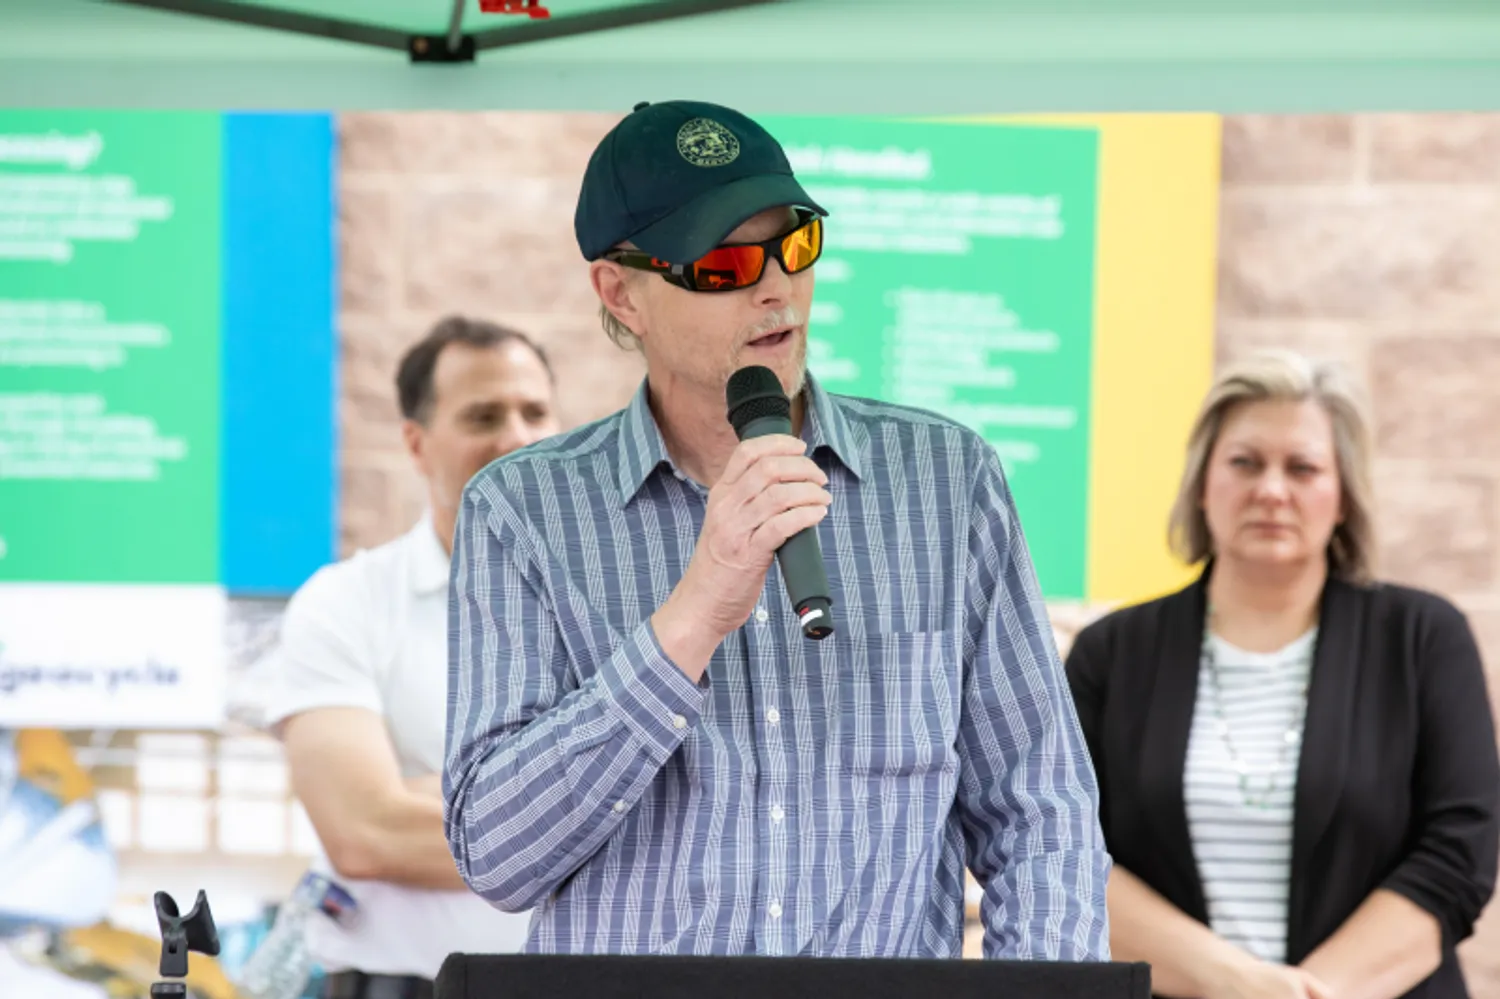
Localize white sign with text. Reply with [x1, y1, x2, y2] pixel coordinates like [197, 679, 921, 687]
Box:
[0, 584, 226, 728]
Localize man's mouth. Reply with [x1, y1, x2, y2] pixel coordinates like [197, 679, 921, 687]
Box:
[747, 327, 794, 348]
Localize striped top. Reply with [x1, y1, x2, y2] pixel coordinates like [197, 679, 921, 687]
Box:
[1184, 628, 1316, 962]
[443, 374, 1111, 961]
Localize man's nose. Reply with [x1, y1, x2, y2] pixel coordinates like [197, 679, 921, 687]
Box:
[753, 257, 792, 307]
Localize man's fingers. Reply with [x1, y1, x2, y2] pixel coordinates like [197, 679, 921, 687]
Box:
[716, 434, 812, 489]
[742, 481, 832, 532]
[757, 454, 828, 487]
[748, 503, 830, 555]
[726, 456, 827, 516]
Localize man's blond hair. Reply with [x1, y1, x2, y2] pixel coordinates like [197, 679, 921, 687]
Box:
[599, 302, 642, 352]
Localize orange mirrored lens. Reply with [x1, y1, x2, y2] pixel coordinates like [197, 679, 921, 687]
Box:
[688, 217, 823, 290]
[781, 218, 822, 272]
[693, 246, 765, 290]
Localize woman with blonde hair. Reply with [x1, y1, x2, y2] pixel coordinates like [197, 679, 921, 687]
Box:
[1066, 349, 1499, 998]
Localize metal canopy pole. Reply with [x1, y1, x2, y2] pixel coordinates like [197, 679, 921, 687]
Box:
[471, 0, 787, 52]
[95, 0, 790, 62]
[445, 0, 468, 53]
[97, 0, 410, 51]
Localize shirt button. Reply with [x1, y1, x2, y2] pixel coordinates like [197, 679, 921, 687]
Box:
[768, 900, 783, 919]
[766, 708, 780, 726]
[754, 606, 769, 623]
[770, 804, 785, 823]
[672, 714, 687, 730]
[612, 800, 627, 814]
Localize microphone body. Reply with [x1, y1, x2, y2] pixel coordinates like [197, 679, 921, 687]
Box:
[726, 366, 835, 641]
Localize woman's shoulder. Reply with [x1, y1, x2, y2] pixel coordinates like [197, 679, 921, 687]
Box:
[1341, 575, 1469, 627]
[1327, 577, 1482, 678]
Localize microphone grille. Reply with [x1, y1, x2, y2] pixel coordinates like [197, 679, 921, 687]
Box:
[726, 365, 790, 436]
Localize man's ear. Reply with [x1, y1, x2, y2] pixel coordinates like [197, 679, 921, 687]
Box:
[591, 259, 647, 342]
[401, 418, 429, 478]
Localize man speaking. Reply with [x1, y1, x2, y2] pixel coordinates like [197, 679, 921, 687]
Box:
[443, 100, 1110, 960]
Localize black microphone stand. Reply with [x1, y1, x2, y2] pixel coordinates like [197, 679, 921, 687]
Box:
[150, 889, 221, 998]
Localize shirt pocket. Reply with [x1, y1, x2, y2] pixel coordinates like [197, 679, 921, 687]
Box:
[835, 630, 959, 778]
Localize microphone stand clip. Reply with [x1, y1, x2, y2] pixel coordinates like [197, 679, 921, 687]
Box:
[150, 889, 221, 998]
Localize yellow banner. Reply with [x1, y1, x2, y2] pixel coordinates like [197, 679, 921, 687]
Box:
[955, 113, 1221, 605]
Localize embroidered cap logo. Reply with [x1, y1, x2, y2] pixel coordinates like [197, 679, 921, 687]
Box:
[676, 118, 740, 168]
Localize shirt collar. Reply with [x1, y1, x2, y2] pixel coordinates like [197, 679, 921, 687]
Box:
[407, 511, 452, 595]
[803, 372, 867, 482]
[614, 380, 675, 506]
[614, 372, 867, 508]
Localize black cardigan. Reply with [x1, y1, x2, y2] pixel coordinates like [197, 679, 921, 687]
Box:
[1065, 567, 1500, 998]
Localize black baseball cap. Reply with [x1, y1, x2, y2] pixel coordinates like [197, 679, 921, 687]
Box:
[574, 100, 826, 265]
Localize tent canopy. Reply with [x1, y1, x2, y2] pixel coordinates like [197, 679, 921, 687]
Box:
[3, 0, 1499, 112]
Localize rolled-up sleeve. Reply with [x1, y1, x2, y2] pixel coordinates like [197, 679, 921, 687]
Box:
[443, 477, 707, 912]
[955, 443, 1112, 961]
[1381, 599, 1500, 946]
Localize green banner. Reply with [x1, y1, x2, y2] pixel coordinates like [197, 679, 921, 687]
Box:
[762, 117, 1100, 598]
[0, 111, 221, 584]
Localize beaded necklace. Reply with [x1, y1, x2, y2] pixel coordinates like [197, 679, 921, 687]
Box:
[1202, 604, 1310, 809]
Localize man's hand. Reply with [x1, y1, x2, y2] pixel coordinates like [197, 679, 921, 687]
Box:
[652, 434, 830, 679]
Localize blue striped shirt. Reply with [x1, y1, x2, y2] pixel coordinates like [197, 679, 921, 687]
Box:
[444, 374, 1111, 960]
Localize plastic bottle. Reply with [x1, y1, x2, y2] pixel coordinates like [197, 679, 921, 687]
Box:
[236, 871, 357, 999]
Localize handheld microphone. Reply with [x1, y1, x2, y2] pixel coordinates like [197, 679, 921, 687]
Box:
[725, 365, 835, 641]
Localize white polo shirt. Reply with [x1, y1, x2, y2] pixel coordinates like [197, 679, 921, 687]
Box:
[261, 514, 532, 977]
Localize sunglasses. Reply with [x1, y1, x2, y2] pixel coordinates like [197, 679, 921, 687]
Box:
[604, 209, 824, 293]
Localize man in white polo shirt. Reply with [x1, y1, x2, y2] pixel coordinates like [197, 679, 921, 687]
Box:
[262, 315, 562, 999]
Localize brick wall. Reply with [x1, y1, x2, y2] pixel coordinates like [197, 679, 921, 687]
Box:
[335, 111, 1500, 984]
[1218, 111, 1500, 994]
[336, 110, 639, 556]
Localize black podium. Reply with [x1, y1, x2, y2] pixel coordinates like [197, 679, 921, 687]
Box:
[435, 953, 1152, 999]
